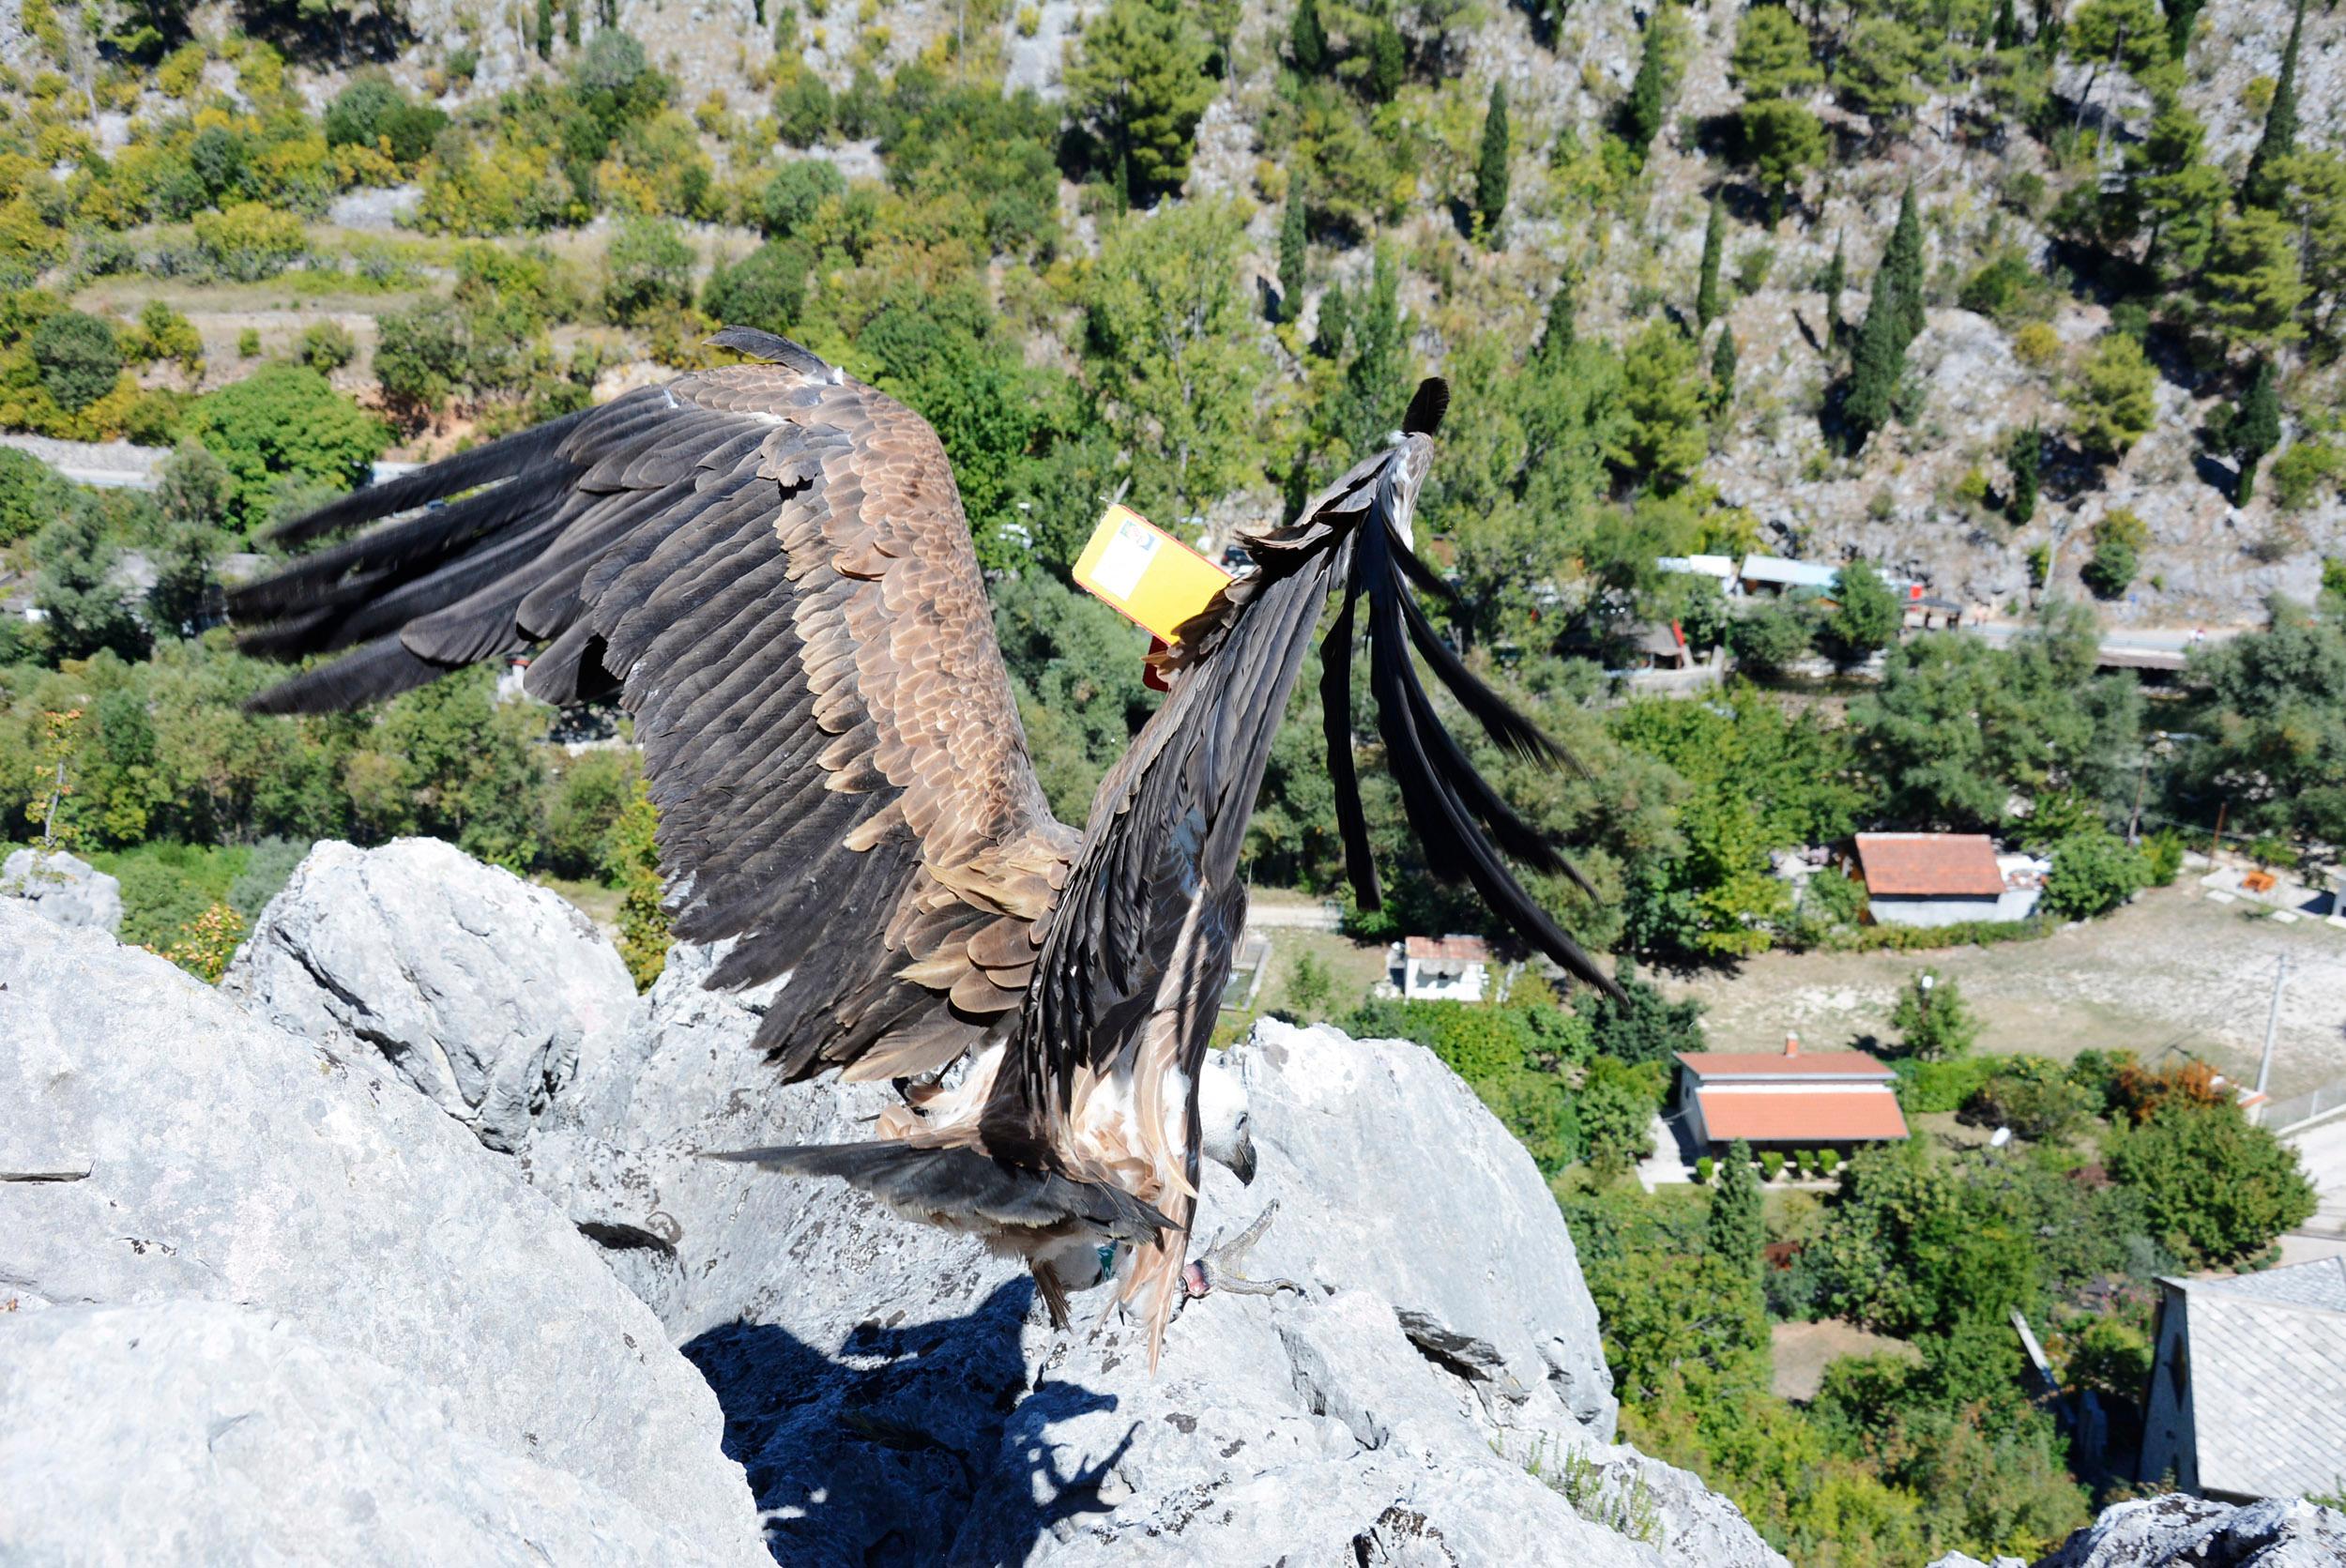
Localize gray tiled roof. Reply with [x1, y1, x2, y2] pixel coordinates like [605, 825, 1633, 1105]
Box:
[2179, 1260, 2346, 1499]
[2201, 1256, 2346, 1313]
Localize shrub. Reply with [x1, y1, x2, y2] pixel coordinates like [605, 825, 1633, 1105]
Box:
[2271, 438, 2342, 510]
[31, 310, 124, 413]
[1695, 1155, 1715, 1184]
[325, 76, 450, 164]
[2142, 829, 2186, 886]
[2012, 321, 2061, 369]
[703, 240, 811, 334]
[1892, 1053, 2002, 1114]
[191, 203, 309, 282]
[1817, 1148, 1840, 1176]
[2108, 1101, 2317, 1265]
[1760, 1149, 1786, 1180]
[298, 320, 357, 373]
[2041, 827, 2147, 921]
[236, 327, 261, 358]
[759, 158, 845, 237]
[183, 365, 388, 532]
[543, 748, 644, 879]
[1960, 1057, 2095, 1141]
[602, 216, 694, 324]
[0, 447, 72, 544]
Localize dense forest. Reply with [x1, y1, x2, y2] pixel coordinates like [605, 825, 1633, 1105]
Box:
[0, 0, 2337, 1560]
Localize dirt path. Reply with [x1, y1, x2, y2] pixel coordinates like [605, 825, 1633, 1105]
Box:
[1666, 885, 2346, 1099]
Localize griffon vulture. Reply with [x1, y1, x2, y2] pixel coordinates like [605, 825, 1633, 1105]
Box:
[231, 327, 1618, 1364]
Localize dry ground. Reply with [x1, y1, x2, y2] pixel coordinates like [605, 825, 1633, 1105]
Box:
[1664, 885, 2346, 1100]
[1770, 1319, 1922, 1402]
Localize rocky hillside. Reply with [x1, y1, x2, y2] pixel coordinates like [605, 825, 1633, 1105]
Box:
[8, 841, 2342, 1564]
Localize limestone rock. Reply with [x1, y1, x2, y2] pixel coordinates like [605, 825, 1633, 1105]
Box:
[223, 838, 635, 1152]
[0, 904, 766, 1567]
[1, 847, 122, 934]
[0, 1302, 736, 1566]
[528, 950, 1784, 1567]
[2033, 1493, 2346, 1568]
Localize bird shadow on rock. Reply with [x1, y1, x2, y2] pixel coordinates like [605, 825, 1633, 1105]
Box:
[683, 1276, 1134, 1566]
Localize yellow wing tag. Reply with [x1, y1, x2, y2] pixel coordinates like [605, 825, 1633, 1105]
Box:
[1071, 504, 1233, 644]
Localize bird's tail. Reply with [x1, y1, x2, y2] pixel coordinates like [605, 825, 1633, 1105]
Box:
[703, 1140, 1175, 1243]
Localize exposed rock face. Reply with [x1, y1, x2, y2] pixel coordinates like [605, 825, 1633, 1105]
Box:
[0, 1303, 739, 1566]
[0, 903, 767, 1567]
[0, 847, 122, 934]
[222, 838, 636, 1152]
[2032, 1494, 2346, 1568]
[522, 937, 1786, 1567]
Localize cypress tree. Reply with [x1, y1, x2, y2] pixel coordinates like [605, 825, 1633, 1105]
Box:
[1277, 193, 1307, 325]
[1696, 193, 1725, 328]
[2008, 423, 2041, 523]
[1365, 21, 1406, 101]
[1706, 1139, 1765, 1273]
[1884, 182, 1926, 349]
[2160, 0, 2201, 62]
[2242, 0, 2304, 210]
[1821, 230, 1847, 347]
[1842, 261, 1906, 451]
[536, 0, 555, 58]
[2234, 359, 2281, 503]
[1475, 82, 1511, 245]
[1994, 0, 2022, 49]
[567, 0, 583, 46]
[1711, 325, 1738, 409]
[1289, 0, 1327, 74]
[1623, 16, 1668, 155]
[1538, 277, 1577, 366]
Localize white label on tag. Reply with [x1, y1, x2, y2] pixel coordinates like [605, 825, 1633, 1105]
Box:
[1091, 518, 1159, 600]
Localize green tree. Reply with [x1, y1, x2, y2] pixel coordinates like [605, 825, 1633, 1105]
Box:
[1083, 197, 1272, 525]
[183, 366, 389, 533]
[1889, 970, 1980, 1060]
[0, 448, 72, 545]
[602, 216, 695, 324]
[543, 748, 643, 879]
[1579, 1057, 1664, 1179]
[1841, 260, 1907, 450]
[2109, 1100, 2316, 1264]
[1729, 5, 1820, 100]
[2232, 364, 2283, 501]
[1622, 11, 1671, 155]
[1738, 99, 1827, 223]
[1363, 21, 1406, 101]
[1851, 605, 2143, 830]
[1836, 18, 1927, 134]
[1883, 183, 1927, 348]
[1475, 82, 1511, 243]
[1289, 0, 1327, 72]
[2080, 507, 2148, 599]
[2008, 423, 2041, 523]
[32, 507, 148, 662]
[1283, 951, 1336, 1021]
[536, 0, 554, 58]
[1696, 194, 1726, 328]
[1710, 325, 1738, 412]
[2197, 203, 2308, 351]
[2066, 333, 2159, 460]
[1276, 192, 1307, 324]
[759, 158, 845, 236]
[1706, 1137, 1765, 1272]
[1820, 231, 1848, 345]
[1729, 596, 1819, 677]
[1584, 961, 1707, 1066]
[1820, 559, 1900, 668]
[2171, 598, 2346, 848]
[31, 312, 124, 414]
[1616, 319, 1708, 493]
[2241, 0, 2304, 210]
[608, 776, 669, 990]
[703, 240, 811, 334]
[2042, 825, 2149, 919]
[1068, 0, 1214, 200]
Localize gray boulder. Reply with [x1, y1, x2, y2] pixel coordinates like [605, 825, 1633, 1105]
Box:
[0, 903, 767, 1567]
[526, 945, 1786, 1568]
[1, 847, 122, 934]
[223, 838, 635, 1152]
[2033, 1493, 2346, 1567]
[0, 1302, 734, 1566]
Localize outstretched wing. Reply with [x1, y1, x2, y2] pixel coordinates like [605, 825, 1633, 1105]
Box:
[231, 328, 1076, 1084]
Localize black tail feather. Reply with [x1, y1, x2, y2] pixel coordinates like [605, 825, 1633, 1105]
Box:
[262, 409, 593, 549]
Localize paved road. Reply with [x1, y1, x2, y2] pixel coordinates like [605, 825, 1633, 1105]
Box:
[2281, 1117, 2346, 1267]
[1, 434, 418, 494]
[1967, 617, 2241, 671]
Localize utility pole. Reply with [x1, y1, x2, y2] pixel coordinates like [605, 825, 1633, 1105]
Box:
[2255, 953, 2288, 1097]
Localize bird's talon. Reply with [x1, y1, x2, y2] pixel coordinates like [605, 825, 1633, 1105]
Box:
[1181, 1201, 1303, 1303]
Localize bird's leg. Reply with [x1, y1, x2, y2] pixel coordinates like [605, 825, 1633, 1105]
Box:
[1031, 1260, 1073, 1331]
[1180, 1199, 1303, 1302]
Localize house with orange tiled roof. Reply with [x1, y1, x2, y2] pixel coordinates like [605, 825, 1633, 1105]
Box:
[1673, 1034, 1909, 1155]
[1852, 832, 2040, 928]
